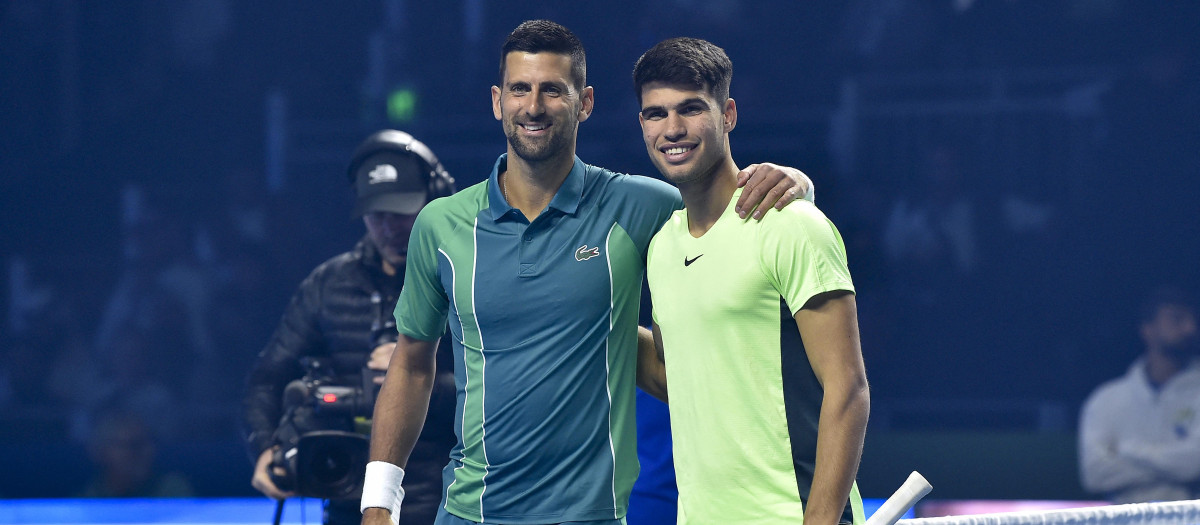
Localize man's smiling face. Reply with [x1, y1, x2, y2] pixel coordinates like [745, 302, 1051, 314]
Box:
[638, 81, 734, 186]
[493, 51, 592, 164]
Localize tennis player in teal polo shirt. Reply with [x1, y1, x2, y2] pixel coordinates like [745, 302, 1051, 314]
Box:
[361, 21, 811, 525]
[395, 154, 678, 523]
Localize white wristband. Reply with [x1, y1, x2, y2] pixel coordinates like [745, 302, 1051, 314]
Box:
[361, 461, 405, 525]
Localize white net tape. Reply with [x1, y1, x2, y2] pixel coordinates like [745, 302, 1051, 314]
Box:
[899, 500, 1200, 525]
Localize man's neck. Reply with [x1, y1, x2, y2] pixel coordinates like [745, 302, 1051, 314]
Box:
[502, 148, 576, 221]
[1145, 347, 1185, 386]
[678, 158, 740, 237]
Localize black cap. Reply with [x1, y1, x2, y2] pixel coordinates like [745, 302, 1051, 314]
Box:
[351, 151, 428, 216]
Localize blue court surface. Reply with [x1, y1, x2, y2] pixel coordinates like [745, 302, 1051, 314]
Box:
[0, 498, 324, 525]
[0, 498, 904, 524]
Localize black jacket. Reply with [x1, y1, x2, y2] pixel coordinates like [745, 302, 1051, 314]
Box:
[242, 237, 455, 522]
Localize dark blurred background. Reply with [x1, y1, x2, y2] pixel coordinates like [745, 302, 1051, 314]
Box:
[2, 0, 1197, 501]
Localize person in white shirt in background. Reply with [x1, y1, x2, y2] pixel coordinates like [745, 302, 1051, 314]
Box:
[1079, 286, 1200, 503]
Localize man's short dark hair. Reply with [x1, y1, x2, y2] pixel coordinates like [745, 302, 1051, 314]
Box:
[633, 37, 732, 106]
[1140, 285, 1195, 324]
[500, 20, 587, 92]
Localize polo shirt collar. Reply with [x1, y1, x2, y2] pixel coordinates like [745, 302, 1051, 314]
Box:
[487, 154, 586, 221]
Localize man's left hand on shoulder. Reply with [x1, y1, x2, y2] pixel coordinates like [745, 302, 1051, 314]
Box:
[735, 163, 814, 220]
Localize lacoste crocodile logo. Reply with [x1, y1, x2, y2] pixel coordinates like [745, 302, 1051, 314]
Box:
[575, 245, 601, 261]
[684, 254, 704, 266]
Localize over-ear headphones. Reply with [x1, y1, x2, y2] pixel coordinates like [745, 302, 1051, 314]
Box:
[346, 129, 456, 200]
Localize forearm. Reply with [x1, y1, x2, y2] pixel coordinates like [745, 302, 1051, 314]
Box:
[805, 381, 870, 525]
[1079, 441, 1162, 493]
[792, 292, 868, 525]
[241, 340, 307, 459]
[242, 384, 285, 458]
[243, 288, 322, 458]
[1117, 437, 1200, 484]
[368, 335, 438, 468]
[1077, 406, 1165, 492]
[635, 325, 668, 402]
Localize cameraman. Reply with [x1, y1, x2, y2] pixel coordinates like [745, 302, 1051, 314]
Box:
[242, 130, 457, 525]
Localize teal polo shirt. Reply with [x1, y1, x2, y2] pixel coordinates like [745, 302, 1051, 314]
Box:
[395, 154, 681, 523]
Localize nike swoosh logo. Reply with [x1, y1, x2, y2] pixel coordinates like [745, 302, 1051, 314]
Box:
[684, 254, 703, 266]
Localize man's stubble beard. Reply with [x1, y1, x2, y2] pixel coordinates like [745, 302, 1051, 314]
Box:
[1161, 335, 1199, 360]
[504, 104, 579, 164]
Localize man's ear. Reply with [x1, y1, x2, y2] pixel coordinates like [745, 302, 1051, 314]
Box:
[578, 86, 595, 122]
[491, 85, 503, 121]
[723, 98, 737, 132]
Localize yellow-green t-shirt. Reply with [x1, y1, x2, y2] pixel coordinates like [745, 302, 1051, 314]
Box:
[647, 188, 862, 524]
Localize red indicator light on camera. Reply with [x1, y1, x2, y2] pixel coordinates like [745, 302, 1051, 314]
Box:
[323, 393, 338, 403]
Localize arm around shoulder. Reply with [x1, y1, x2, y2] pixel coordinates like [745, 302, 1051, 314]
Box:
[636, 324, 668, 402]
[735, 163, 814, 220]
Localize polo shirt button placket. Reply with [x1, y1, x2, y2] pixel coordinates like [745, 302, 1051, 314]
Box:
[518, 225, 536, 276]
